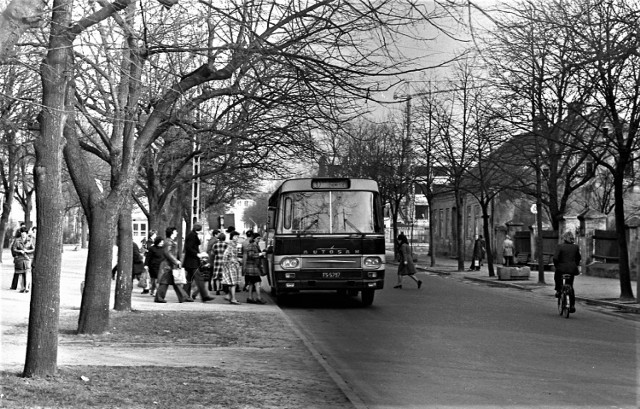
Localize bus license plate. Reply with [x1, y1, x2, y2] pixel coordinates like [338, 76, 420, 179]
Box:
[322, 272, 341, 279]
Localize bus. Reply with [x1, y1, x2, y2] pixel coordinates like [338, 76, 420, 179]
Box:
[265, 177, 385, 306]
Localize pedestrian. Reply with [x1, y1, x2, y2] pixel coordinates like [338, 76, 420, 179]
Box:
[553, 231, 581, 313]
[183, 223, 214, 302]
[11, 227, 34, 293]
[241, 230, 254, 291]
[28, 225, 37, 270]
[132, 240, 145, 281]
[208, 229, 220, 291]
[221, 230, 242, 304]
[140, 230, 157, 294]
[394, 233, 422, 289]
[244, 233, 267, 304]
[502, 235, 515, 266]
[141, 230, 157, 256]
[154, 227, 193, 303]
[144, 236, 164, 297]
[469, 235, 486, 271]
[9, 222, 26, 290]
[208, 232, 227, 295]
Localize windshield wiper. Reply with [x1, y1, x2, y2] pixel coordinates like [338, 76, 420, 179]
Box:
[299, 219, 319, 235]
[343, 218, 362, 234]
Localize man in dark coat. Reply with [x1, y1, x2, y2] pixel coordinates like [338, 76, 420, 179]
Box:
[553, 231, 581, 313]
[183, 223, 214, 302]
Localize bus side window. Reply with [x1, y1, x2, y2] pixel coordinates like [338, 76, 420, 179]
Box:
[283, 197, 292, 230]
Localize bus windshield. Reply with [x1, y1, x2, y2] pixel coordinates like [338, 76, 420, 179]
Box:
[281, 191, 376, 234]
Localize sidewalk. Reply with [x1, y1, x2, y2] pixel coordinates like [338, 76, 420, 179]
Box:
[406, 251, 640, 314]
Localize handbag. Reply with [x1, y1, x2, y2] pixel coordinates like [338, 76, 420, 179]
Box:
[137, 269, 149, 288]
[172, 268, 187, 284]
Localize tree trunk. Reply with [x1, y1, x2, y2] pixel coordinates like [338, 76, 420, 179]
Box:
[614, 173, 634, 300]
[455, 191, 464, 271]
[113, 201, 133, 311]
[77, 205, 118, 334]
[0, 189, 14, 252]
[81, 213, 88, 248]
[23, 0, 70, 374]
[427, 198, 435, 267]
[482, 210, 495, 277]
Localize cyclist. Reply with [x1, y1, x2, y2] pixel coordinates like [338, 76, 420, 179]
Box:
[552, 231, 581, 313]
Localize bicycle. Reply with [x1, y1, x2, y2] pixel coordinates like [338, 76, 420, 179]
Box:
[557, 274, 574, 318]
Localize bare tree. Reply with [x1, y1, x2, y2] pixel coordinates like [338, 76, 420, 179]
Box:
[559, 0, 640, 300]
[481, 0, 639, 299]
[16, 0, 460, 377]
[319, 119, 414, 247]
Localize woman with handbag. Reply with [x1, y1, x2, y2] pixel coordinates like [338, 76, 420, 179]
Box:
[154, 227, 194, 303]
[221, 231, 242, 304]
[394, 233, 422, 289]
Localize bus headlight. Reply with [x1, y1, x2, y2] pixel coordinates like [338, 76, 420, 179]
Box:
[280, 258, 300, 269]
[363, 256, 382, 268]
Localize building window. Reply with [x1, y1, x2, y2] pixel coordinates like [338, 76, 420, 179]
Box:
[439, 209, 443, 238]
[133, 222, 147, 238]
[466, 206, 472, 238]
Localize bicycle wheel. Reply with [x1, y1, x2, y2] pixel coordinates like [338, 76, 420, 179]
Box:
[557, 293, 564, 315]
[562, 293, 571, 318]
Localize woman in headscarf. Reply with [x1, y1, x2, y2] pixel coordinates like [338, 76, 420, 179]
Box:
[393, 233, 422, 289]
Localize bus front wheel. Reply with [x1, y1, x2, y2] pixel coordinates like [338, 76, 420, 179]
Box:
[361, 289, 375, 306]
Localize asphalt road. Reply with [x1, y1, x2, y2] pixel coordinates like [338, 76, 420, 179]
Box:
[279, 267, 639, 408]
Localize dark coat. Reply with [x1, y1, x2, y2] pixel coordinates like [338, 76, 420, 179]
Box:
[473, 239, 486, 260]
[182, 230, 201, 269]
[158, 238, 181, 285]
[397, 243, 417, 276]
[12, 237, 34, 272]
[145, 245, 164, 279]
[553, 243, 581, 275]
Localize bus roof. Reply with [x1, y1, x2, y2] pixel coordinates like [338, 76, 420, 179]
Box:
[274, 178, 379, 194]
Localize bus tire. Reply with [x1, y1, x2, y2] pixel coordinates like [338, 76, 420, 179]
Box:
[361, 289, 375, 306]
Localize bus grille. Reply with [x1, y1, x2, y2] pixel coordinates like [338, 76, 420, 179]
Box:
[300, 256, 362, 269]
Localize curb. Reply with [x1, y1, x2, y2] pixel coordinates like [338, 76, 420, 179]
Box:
[410, 263, 640, 315]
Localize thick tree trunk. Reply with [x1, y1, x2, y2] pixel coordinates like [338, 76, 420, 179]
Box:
[113, 201, 133, 311]
[23, 0, 70, 375]
[77, 205, 118, 334]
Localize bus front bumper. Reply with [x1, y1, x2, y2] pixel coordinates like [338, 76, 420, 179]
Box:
[274, 278, 385, 292]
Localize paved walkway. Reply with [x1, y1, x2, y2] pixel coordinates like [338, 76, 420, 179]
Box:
[408, 252, 640, 313]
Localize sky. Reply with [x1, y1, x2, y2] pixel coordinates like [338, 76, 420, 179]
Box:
[370, 0, 498, 119]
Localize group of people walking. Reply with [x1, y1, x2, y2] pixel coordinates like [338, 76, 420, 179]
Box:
[137, 224, 268, 305]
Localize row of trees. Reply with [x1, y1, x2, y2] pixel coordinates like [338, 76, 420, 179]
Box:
[0, 0, 464, 377]
[320, 0, 640, 299]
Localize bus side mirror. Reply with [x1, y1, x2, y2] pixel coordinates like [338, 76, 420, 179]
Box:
[267, 207, 276, 230]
